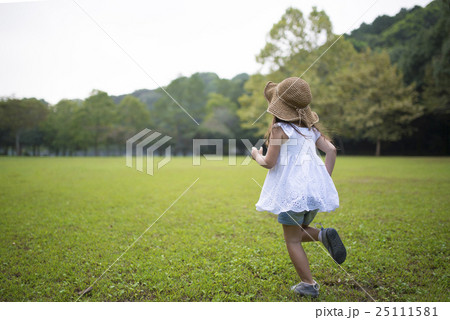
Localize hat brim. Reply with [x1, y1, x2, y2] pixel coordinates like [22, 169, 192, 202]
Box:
[263, 81, 276, 102]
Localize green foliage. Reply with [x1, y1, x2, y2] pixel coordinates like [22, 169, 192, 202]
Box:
[213, 73, 249, 104]
[152, 74, 207, 154]
[345, 0, 450, 154]
[0, 98, 48, 155]
[42, 99, 82, 155]
[116, 95, 151, 141]
[395, 1, 447, 89]
[286, 36, 359, 139]
[117, 95, 150, 129]
[112, 89, 162, 112]
[330, 50, 422, 155]
[205, 93, 237, 114]
[151, 72, 250, 154]
[0, 157, 448, 301]
[237, 74, 271, 136]
[347, 4, 433, 51]
[256, 7, 332, 70]
[201, 94, 239, 138]
[81, 90, 117, 156]
[347, 0, 449, 101]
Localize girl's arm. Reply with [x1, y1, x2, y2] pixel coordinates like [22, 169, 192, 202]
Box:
[251, 126, 284, 169]
[316, 135, 337, 176]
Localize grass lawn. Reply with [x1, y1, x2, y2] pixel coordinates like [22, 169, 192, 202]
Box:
[0, 156, 449, 302]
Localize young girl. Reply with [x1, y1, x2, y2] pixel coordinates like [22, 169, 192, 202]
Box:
[251, 77, 346, 298]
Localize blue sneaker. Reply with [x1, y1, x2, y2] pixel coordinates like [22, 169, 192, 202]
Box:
[321, 227, 347, 264]
[290, 281, 320, 298]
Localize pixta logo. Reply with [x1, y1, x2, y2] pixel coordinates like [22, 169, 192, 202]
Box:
[126, 129, 172, 175]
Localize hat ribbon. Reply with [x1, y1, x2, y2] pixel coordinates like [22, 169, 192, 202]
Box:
[297, 108, 312, 128]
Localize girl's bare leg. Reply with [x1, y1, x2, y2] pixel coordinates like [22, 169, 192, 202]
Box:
[282, 224, 314, 284]
[300, 225, 319, 242]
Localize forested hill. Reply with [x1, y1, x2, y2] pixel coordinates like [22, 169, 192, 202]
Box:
[111, 72, 249, 112]
[345, 0, 449, 155]
[346, 0, 448, 90]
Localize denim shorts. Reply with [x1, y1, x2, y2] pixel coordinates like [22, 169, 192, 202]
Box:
[277, 209, 319, 226]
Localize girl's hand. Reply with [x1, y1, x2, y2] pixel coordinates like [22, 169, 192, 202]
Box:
[251, 147, 263, 160]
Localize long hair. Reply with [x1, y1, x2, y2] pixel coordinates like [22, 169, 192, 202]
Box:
[264, 116, 333, 147]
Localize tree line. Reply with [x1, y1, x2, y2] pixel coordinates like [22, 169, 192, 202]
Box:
[0, 74, 252, 156]
[0, 0, 448, 156]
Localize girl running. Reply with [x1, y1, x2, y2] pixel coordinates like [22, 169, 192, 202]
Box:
[252, 77, 346, 298]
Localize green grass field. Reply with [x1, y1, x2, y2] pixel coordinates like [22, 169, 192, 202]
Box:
[0, 156, 449, 302]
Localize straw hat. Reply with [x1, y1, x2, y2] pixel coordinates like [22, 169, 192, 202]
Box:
[264, 77, 319, 128]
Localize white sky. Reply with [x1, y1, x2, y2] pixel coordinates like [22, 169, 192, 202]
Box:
[0, 0, 433, 104]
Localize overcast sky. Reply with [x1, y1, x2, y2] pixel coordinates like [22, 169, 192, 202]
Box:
[0, 0, 433, 104]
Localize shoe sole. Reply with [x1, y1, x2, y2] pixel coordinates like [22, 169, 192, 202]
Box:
[291, 285, 319, 298]
[326, 228, 347, 264]
[294, 290, 319, 298]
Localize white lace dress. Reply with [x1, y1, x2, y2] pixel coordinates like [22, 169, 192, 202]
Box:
[255, 122, 339, 214]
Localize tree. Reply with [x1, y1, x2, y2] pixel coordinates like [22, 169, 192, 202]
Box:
[200, 93, 239, 138]
[335, 50, 423, 156]
[256, 6, 332, 71]
[0, 98, 48, 155]
[237, 74, 272, 136]
[81, 90, 116, 156]
[285, 36, 360, 152]
[153, 74, 207, 155]
[42, 99, 83, 155]
[116, 95, 151, 151]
